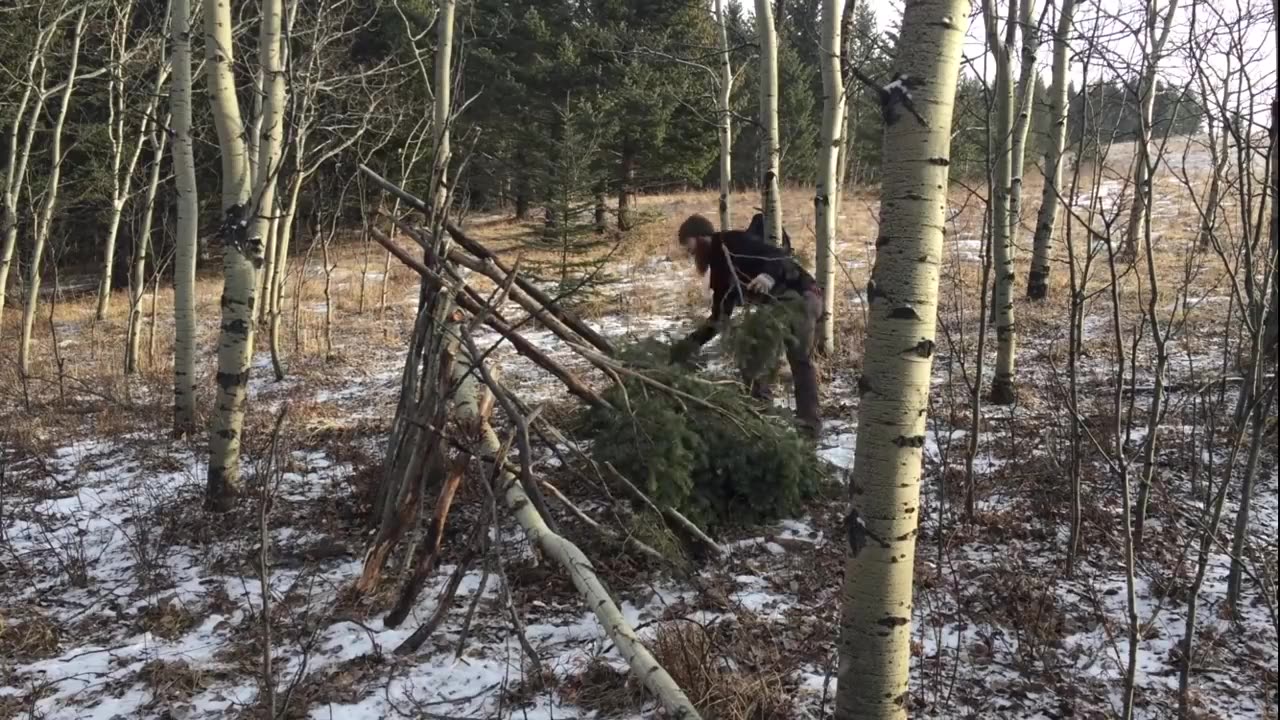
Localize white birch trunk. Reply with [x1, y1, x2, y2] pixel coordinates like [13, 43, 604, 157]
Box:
[755, 0, 784, 245]
[715, 0, 733, 232]
[1027, 0, 1076, 300]
[1007, 0, 1040, 254]
[1121, 0, 1179, 259]
[172, 0, 199, 435]
[18, 9, 88, 376]
[835, 3, 968, 718]
[126, 125, 168, 375]
[816, 0, 846, 355]
[432, 0, 456, 218]
[987, 0, 1019, 406]
[204, 0, 260, 510]
[95, 3, 147, 321]
[0, 25, 58, 330]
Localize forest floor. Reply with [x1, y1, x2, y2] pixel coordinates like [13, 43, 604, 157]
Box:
[1, 143, 1277, 720]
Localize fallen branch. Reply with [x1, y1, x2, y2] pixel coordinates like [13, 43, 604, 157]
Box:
[603, 462, 727, 558]
[384, 454, 469, 629]
[370, 226, 611, 411]
[358, 162, 616, 357]
[540, 479, 669, 565]
[450, 347, 702, 720]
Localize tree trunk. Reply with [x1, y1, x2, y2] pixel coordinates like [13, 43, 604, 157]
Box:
[432, 0, 456, 219]
[834, 1, 967, 718]
[172, 0, 200, 435]
[815, 0, 846, 355]
[269, 178, 302, 381]
[755, 0, 784, 246]
[716, 0, 734, 232]
[1120, 0, 1180, 260]
[96, 2, 164, 322]
[1196, 74, 1233, 251]
[204, 0, 263, 511]
[19, 9, 87, 377]
[617, 149, 636, 231]
[1007, 0, 1040, 266]
[126, 125, 168, 375]
[987, 0, 1019, 406]
[0, 23, 57, 330]
[1027, 0, 1076, 300]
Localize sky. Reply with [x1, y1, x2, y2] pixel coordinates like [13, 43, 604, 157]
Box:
[746, 0, 1278, 122]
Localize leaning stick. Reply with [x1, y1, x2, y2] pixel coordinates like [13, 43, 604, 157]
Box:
[450, 357, 702, 720]
[369, 226, 611, 411]
[602, 462, 727, 557]
[358, 163, 616, 356]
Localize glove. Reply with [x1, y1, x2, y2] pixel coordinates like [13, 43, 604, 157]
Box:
[747, 273, 776, 294]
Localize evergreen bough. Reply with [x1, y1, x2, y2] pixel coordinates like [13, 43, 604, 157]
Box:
[578, 339, 826, 528]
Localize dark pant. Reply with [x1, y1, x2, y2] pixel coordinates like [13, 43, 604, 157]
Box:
[745, 288, 823, 433]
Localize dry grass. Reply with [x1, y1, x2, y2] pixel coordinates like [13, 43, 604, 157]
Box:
[0, 609, 61, 662]
[136, 658, 209, 706]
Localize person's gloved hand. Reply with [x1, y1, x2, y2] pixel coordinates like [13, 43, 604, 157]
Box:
[747, 273, 776, 294]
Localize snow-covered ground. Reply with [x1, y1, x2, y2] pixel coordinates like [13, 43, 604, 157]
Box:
[2, 182, 1276, 719]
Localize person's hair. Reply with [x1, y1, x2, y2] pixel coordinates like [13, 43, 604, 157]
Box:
[677, 214, 716, 245]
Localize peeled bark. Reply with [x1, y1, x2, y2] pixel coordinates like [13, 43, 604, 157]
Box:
[715, 0, 734, 232]
[1027, 0, 1076, 300]
[204, 0, 262, 511]
[986, 0, 1019, 406]
[815, 0, 846, 356]
[1120, 0, 1180, 259]
[171, 0, 199, 435]
[834, 2, 967, 717]
[18, 9, 88, 377]
[755, 0, 784, 246]
[126, 125, 169, 375]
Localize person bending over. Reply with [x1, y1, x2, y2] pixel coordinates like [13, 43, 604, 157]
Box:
[669, 213, 823, 436]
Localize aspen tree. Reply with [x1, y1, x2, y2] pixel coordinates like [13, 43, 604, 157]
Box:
[171, 0, 199, 435]
[755, 0, 784, 245]
[816, 0, 847, 354]
[18, 8, 88, 377]
[1027, 0, 1077, 300]
[835, 0, 968, 717]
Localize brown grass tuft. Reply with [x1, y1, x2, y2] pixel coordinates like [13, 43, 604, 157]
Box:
[0, 609, 62, 661]
[137, 658, 209, 704]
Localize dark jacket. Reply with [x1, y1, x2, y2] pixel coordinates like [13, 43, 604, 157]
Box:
[686, 230, 818, 347]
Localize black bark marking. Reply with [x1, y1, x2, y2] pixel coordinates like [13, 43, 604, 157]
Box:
[888, 306, 922, 320]
[215, 369, 248, 392]
[845, 508, 868, 557]
[894, 435, 925, 448]
[927, 156, 950, 166]
[866, 278, 886, 303]
[877, 615, 909, 628]
[857, 375, 873, 396]
[909, 339, 935, 358]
